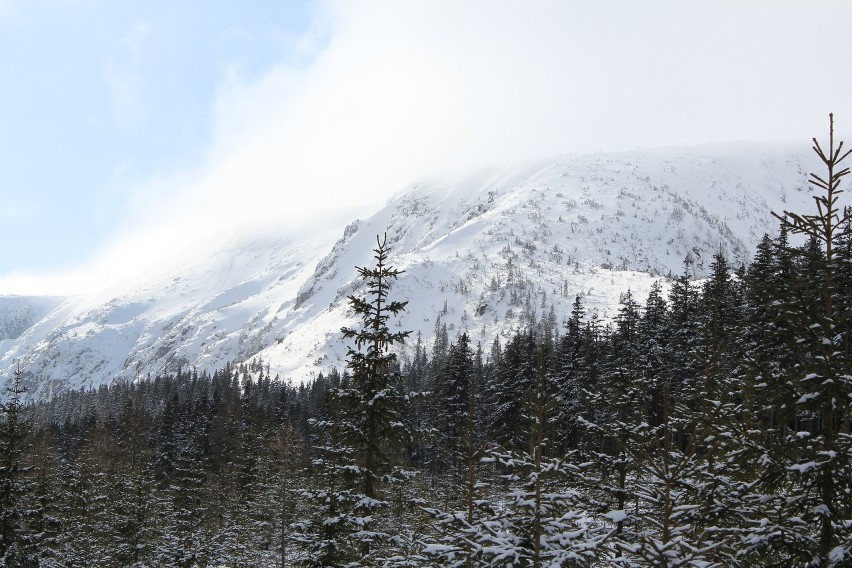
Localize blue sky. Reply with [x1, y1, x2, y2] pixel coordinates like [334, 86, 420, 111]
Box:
[1, 1, 851, 295]
[0, 0, 315, 282]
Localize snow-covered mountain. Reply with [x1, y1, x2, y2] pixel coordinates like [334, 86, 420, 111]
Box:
[0, 144, 818, 400]
[0, 296, 66, 343]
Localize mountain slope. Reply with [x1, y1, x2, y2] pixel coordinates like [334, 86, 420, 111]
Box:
[0, 295, 66, 345]
[0, 144, 817, 399]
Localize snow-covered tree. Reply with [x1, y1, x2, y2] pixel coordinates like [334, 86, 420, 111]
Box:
[742, 113, 852, 566]
[292, 375, 363, 566]
[421, 333, 492, 567]
[297, 234, 417, 565]
[0, 366, 38, 567]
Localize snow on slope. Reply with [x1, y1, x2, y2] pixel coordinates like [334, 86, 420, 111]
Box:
[0, 144, 818, 399]
[260, 144, 815, 380]
[0, 232, 331, 399]
[0, 296, 66, 345]
[0, 296, 64, 340]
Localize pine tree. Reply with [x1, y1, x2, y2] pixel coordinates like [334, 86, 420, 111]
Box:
[554, 295, 588, 453]
[755, 113, 852, 566]
[666, 255, 701, 407]
[637, 280, 669, 426]
[477, 343, 608, 566]
[259, 419, 307, 567]
[433, 333, 477, 497]
[154, 396, 213, 567]
[422, 333, 491, 567]
[583, 290, 646, 545]
[625, 382, 725, 566]
[22, 426, 60, 567]
[54, 432, 104, 565]
[485, 330, 536, 452]
[292, 375, 362, 566]
[401, 332, 432, 480]
[321, 233, 414, 563]
[0, 365, 37, 567]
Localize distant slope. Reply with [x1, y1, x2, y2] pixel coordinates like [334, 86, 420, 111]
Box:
[0, 144, 818, 400]
[0, 295, 65, 342]
[0, 234, 331, 398]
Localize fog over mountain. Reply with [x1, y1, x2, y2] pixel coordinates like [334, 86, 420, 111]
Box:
[0, 143, 818, 400]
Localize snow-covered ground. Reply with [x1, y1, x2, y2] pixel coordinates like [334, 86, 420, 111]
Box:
[0, 144, 818, 399]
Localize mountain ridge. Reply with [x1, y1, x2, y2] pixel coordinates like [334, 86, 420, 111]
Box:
[0, 144, 818, 400]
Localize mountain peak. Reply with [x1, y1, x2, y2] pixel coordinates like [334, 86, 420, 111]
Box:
[1, 144, 815, 399]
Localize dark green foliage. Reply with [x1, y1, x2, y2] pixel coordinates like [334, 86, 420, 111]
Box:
[0, 367, 39, 567]
[5, 213, 851, 565]
[433, 333, 477, 483]
[666, 255, 702, 405]
[339, 234, 411, 502]
[484, 330, 536, 452]
[4, 121, 852, 565]
[758, 114, 852, 566]
[293, 375, 362, 566]
[296, 233, 418, 566]
[13, 363, 319, 566]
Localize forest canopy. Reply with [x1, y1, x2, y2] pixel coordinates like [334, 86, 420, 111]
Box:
[1, 118, 851, 566]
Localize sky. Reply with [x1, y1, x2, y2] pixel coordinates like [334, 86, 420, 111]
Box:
[1, 0, 851, 295]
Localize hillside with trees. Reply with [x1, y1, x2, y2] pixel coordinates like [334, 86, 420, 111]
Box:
[1, 119, 851, 566]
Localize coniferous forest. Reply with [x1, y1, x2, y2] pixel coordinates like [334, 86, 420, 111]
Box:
[2, 123, 852, 567]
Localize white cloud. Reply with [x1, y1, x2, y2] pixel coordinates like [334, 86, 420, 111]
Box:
[4, 0, 852, 296]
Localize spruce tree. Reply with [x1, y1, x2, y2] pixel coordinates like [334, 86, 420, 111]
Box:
[666, 255, 701, 407]
[583, 290, 646, 544]
[0, 365, 37, 567]
[0, 366, 38, 567]
[422, 333, 492, 567]
[485, 330, 536, 452]
[337, 233, 413, 563]
[23, 426, 60, 567]
[154, 396, 212, 567]
[433, 333, 477, 497]
[293, 374, 362, 566]
[478, 342, 608, 566]
[637, 280, 669, 426]
[754, 113, 852, 566]
[555, 295, 588, 452]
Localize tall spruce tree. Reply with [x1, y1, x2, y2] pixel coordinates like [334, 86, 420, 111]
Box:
[433, 333, 477, 496]
[667, 255, 701, 407]
[483, 341, 609, 566]
[337, 233, 413, 563]
[555, 295, 588, 453]
[485, 330, 536, 452]
[637, 281, 669, 426]
[760, 113, 852, 566]
[728, 115, 852, 567]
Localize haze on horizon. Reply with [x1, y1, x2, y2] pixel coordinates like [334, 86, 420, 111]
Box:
[1, 0, 850, 296]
